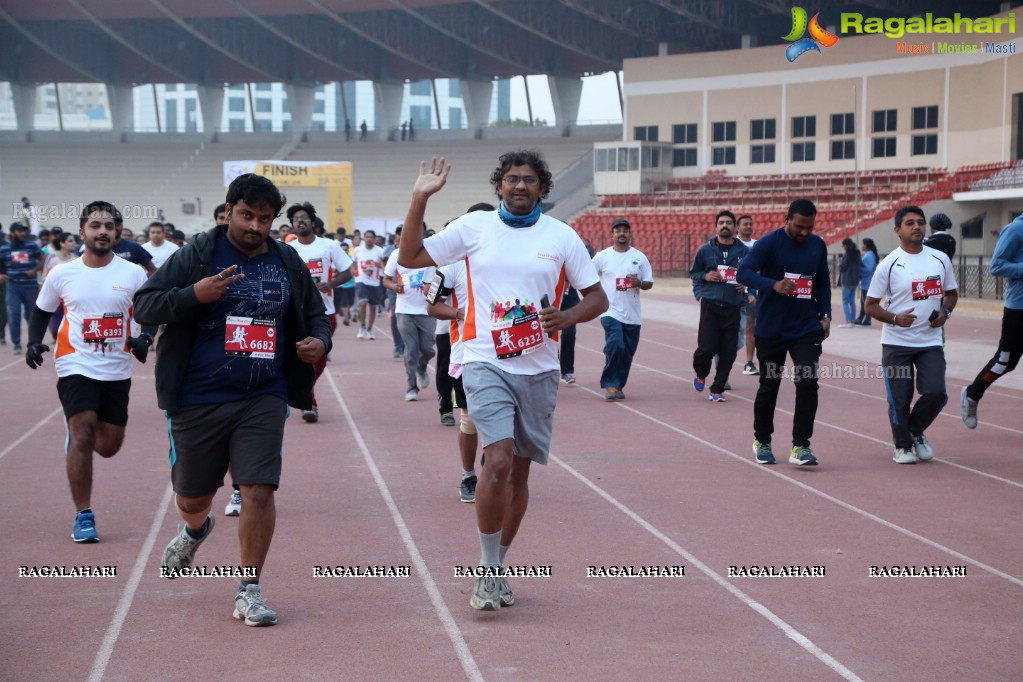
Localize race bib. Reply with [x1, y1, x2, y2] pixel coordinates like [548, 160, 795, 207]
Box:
[784, 272, 814, 299]
[911, 276, 943, 300]
[615, 276, 633, 291]
[492, 313, 544, 360]
[360, 260, 377, 278]
[224, 316, 277, 359]
[306, 258, 324, 283]
[82, 313, 125, 344]
[12, 251, 29, 264]
[717, 265, 737, 283]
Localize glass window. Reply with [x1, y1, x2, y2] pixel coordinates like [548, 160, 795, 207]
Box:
[672, 148, 697, 167]
[912, 105, 939, 129]
[831, 113, 854, 136]
[672, 123, 697, 144]
[872, 109, 897, 133]
[751, 119, 776, 140]
[911, 133, 938, 155]
[830, 139, 855, 160]
[448, 80, 461, 98]
[409, 80, 431, 96]
[871, 137, 897, 157]
[792, 141, 815, 162]
[712, 121, 736, 142]
[228, 97, 246, 113]
[256, 99, 272, 113]
[751, 144, 776, 164]
[712, 146, 736, 165]
[634, 125, 658, 142]
[792, 115, 816, 138]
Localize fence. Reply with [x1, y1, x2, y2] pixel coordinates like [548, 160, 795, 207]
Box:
[828, 254, 1006, 299]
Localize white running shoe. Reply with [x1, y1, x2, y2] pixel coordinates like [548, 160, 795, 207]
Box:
[960, 387, 978, 429]
[893, 447, 917, 464]
[911, 433, 935, 461]
[224, 489, 241, 516]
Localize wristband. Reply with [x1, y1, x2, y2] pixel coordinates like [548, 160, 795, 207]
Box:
[892, 313, 897, 325]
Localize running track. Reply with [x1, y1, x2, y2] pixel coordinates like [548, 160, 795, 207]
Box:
[2, 285, 1021, 681]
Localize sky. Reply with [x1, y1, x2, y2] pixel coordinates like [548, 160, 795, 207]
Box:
[508, 71, 623, 125]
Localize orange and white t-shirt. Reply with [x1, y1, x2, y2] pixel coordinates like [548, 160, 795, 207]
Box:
[289, 237, 354, 315]
[437, 259, 469, 367]
[423, 211, 598, 375]
[36, 256, 148, 381]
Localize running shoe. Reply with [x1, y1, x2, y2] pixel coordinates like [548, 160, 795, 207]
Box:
[709, 393, 727, 402]
[498, 577, 515, 607]
[162, 514, 215, 575]
[366, 329, 376, 340]
[392, 349, 402, 359]
[960, 387, 978, 429]
[789, 446, 819, 466]
[233, 583, 278, 627]
[470, 574, 501, 611]
[893, 447, 917, 464]
[440, 412, 456, 426]
[417, 368, 430, 389]
[911, 433, 935, 461]
[693, 376, 705, 392]
[605, 388, 618, 401]
[13, 344, 22, 354]
[224, 489, 242, 516]
[460, 474, 477, 503]
[72, 511, 99, 543]
[752, 440, 775, 465]
[302, 407, 319, 423]
[742, 362, 759, 376]
[404, 389, 419, 402]
[561, 373, 576, 384]
[356, 328, 367, 340]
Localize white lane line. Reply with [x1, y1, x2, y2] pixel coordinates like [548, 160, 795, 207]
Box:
[625, 336, 1023, 489]
[0, 358, 25, 373]
[551, 452, 864, 682]
[88, 483, 174, 682]
[325, 370, 484, 682]
[0, 407, 61, 461]
[571, 374, 1023, 590]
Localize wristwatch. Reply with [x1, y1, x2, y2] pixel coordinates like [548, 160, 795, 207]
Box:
[942, 307, 953, 319]
[819, 313, 831, 320]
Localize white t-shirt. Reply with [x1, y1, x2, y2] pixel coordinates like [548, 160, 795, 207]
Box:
[383, 250, 434, 316]
[353, 244, 385, 286]
[867, 245, 957, 347]
[290, 237, 354, 315]
[739, 237, 756, 249]
[423, 211, 599, 375]
[592, 246, 653, 326]
[36, 256, 148, 381]
[436, 260, 469, 365]
[142, 240, 179, 268]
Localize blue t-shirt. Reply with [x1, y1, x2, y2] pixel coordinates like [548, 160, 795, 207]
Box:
[178, 233, 291, 407]
[0, 239, 42, 284]
[859, 251, 878, 290]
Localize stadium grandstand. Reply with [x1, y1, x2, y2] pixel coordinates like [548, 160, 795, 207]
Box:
[0, 0, 1020, 296]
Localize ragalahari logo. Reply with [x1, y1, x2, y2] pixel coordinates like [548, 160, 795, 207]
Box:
[783, 7, 839, 62]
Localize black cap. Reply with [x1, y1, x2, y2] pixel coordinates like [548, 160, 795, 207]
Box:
[169, 229, 186, 241]
[611, 218, 631, 230]
[929, 213, 952, 232]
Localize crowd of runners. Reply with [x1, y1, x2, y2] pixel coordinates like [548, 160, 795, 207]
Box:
[2, 148, 1021, 626]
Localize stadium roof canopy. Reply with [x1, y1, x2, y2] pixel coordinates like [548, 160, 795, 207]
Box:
[0, 0, 1011, 85]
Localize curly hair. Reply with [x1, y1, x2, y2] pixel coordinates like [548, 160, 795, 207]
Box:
[489, 150, 553, 200]
[226, 174, 287, 218]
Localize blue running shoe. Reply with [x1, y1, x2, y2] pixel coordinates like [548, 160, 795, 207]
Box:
[693, 376, 705, 392]
[789, 446, 819, 466]
[72, 511, 99, 543]
[709, 393, 727, 402]
[752, 440, 775, 465]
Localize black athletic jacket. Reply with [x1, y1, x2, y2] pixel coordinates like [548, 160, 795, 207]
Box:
[133, 225, 331, 411]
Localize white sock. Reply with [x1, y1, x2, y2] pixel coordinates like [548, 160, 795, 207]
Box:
[462, 469, 475, 480]
[478, 531, 502, 567]
[499, 545, 509, 565]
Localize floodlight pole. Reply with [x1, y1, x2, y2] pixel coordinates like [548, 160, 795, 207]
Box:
[853, 84, 860, 244]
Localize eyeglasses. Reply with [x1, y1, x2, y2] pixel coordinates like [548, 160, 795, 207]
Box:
[502, 175, 539, 186]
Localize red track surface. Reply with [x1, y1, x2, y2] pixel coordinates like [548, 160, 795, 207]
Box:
[3, 286, 1021, 681]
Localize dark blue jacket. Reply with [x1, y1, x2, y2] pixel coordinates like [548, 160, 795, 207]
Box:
[737, 227, 831, 340]
[690, 238, 749, 306]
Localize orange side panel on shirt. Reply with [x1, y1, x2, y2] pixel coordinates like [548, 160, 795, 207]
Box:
[449, 289, 460, 342]
[550, 265, 567, 342]
[461, 257, 476, 342]
[54, 302, 74, 358]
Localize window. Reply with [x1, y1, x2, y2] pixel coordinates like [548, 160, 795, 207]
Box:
[912, 134, 938, 155]
[314, 99, 325, 114]
[410, 104, 431, 129]
[751, 144, 776, 164]
[831, 113, 854, 135]
[634, 125, 658, 142]
[255, 99, 272, 113]
[409, 80, 431, 96]
[961, 216, 982, 239]
[712, 121, 736, 142]
[165, 102, 177, 131]
[642, 146, 662, 169]
[255, 83, 271, 92]
[672, 123, 697, 144]
[449, 107, 463, 129]
[831, 139, 855, 160]
[871, 137, 897, 158]
[792, 115, 816, 138]
[228, 97, 246, 113]
[185, 99, 197, 133]
[228, 118, 246, 132]
[912, 105, 938, 130]
[448, 80, 461, 98]
[255, 120, 272, 132]
[282, 98, 289, 114]
[672, 148, 697, 167]
[872, 109, 897, 133]
[165, 84, 178, 93]
[712, 146, 736, 165]
[792, 141, 816, 162]
[750, 119, 776, 140]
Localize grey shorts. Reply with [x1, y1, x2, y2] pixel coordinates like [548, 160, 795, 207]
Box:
[355, 282, 385, 306]
[166, 394, 287, 498]
[462, 362, 559, 465]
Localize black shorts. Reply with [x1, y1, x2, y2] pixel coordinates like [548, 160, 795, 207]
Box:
[57, 375, 131, 426]
[166, 394, 287, 498]
[355, 282, 385, 306]
[337, 286, 356, 308]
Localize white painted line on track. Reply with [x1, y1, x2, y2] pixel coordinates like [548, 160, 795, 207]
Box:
[551, 452, 865, 682]
[0, 407, 61, 462]
[325, 370, 484, 682]
[571, 374, 1023, 590]
[618, 335, 1023, 489]
[88, 483, 174, 682]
